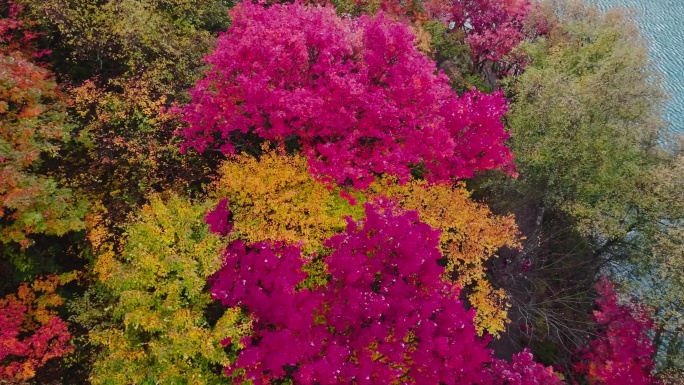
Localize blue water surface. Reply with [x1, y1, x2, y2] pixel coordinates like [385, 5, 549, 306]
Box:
[590, 0, 684, 133]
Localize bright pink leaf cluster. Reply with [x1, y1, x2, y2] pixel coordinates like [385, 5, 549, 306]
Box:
[0, 299, 72, 381]
[574, 278, 657, 385]
[209, 201, 559, 384]
[492, 348, 562, 385]
[205, 198, 233, 236]
[449, 0, 531, 63]
[181, 2, 514, 189]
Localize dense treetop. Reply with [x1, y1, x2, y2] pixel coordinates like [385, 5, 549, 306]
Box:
[0, 0, 680, 383]
[181, 2, 515, 189]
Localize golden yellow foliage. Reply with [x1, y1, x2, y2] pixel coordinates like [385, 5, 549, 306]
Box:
[413, 22, 434, 55]
[213, 151, 364, 255]
[467, 280, 509, 337]
[87, 206, 119, 284]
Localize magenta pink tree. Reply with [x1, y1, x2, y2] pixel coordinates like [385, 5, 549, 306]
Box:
[357, 0, 531, 65]
[180, 2, 514, 189]
[452, 0, 531, 63]
[573, 278, 658, 385]
[209, 200, 561, 384]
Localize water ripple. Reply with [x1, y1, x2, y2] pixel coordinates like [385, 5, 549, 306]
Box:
[590, 0, 684, 133]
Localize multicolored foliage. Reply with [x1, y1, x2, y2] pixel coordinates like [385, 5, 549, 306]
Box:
[213, 152, 517, 335]
[181, 1, 514, 189]
[325, 0, 530, 65]
[0, 0, 675, 383]
[66, 79, 184, 218]
[209, 201, 560, 384]
[0, 6, 84, 248]
[367, 178, 519, 335]
[453, 0, 531, 63]
[0, 1, 48, 57]
[14, 0, 232, 226]
[0, 274, 74, 382]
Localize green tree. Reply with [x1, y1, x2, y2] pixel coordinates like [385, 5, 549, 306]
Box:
[503, 0, 667, 240]
[616, 151, 684, 380]
[475, 0, 682, 371]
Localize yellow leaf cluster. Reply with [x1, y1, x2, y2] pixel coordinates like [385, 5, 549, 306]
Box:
[213, 151, 364, 255]
[88, 329, 149, 384]
[367, 177, 520, 336]
[87, 206, 120, 284]
[466, 280, 509, 337]
[413, 22, 434, 55]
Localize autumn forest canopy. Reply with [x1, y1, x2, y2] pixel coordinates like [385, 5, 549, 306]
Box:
[1, 0, 683, 383]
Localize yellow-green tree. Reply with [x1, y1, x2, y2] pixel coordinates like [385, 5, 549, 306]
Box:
[503, 0, 667, 239]
[90, 194, 248, 385]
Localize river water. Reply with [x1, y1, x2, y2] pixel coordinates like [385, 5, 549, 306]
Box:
[590, 0, 684, 133]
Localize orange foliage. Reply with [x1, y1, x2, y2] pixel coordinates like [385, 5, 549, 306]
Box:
[0, 274, 75, 382]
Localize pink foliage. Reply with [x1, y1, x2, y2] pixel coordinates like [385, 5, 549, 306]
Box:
[492, 349, 563, 385]
[181, 2, 514, 189]
[205, 198, 233, 236]
[455, 0, 531, 63]
[574, 277, 657, 385]
[210, 200, 559, 384]
[0, 1, 50, 57]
